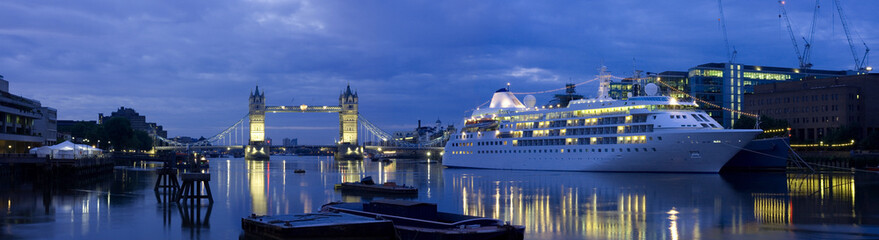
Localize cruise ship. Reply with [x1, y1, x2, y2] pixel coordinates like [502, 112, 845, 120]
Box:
[443, 76, 762, 173]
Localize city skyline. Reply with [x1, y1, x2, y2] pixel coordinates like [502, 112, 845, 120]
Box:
[2, 0, 877, 144]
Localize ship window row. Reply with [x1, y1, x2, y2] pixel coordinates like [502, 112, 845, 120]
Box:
[476, 147, 658, 154]
[450, 151, 472, 154]
[515, 136, 648, 146]
[453, 133, 475, 139]
[541, 105, 695, 120]
[503, 104, 696, 123]
[513, 115, 648, 130]
[522, 125, 654, 137]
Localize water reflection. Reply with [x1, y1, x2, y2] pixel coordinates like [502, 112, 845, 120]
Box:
[2, 156, 879, 239]
[247, 160, 268, 215]
[442, 169, 879, 239]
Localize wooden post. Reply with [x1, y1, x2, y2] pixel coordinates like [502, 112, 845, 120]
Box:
[175, 173, 213, 204]
[154, 167, 180, 192]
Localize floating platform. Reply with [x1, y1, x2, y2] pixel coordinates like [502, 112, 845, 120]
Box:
[336, 182, 418, 195]
[241, 212, 396, 240]
[322, 200, 524, 240]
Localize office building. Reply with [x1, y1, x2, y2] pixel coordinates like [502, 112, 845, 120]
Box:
[744, 74, 879, 142]
[685, 63, 848, 127]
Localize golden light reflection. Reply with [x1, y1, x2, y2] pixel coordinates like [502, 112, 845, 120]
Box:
[454, 176, 652, 239]
[247, 160, 267, 215]
[752, 193, 789, 224]
[668, 208, 679, 240]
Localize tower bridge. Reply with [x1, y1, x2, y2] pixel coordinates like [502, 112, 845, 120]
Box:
[152, 84, 448, 160]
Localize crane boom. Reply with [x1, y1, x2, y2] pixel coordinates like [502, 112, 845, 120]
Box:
[779, 1, 805, 68]
[717, 0, 735, 63]
[802, 0, 819, 68]
[833, 0, 868, 71]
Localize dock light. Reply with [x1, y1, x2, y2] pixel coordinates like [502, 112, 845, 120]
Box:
[867, 66, 873, 72]
[300, 104, 308, 111]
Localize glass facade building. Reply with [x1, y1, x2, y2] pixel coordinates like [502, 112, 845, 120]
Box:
[686, 63, 848, 127]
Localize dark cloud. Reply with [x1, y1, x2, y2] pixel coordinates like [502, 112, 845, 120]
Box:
[1, 0, 876, 144]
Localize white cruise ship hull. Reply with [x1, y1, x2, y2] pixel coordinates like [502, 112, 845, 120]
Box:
[443, 129, 761, 173]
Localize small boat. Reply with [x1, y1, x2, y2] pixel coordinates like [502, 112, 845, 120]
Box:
[336, 176, 417, 195]
[293, 169, 306, 174]
[321, 199, 525, 240]
[241, 212, 396, 240]
[368, 153, 389, 162]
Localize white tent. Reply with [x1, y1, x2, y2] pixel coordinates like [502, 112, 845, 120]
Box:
[45, 141, 104, 159]
[29, 146, 55, 158]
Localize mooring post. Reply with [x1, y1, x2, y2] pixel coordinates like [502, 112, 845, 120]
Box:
[154, 167, 180, 192]
[175, 173, 213, 204]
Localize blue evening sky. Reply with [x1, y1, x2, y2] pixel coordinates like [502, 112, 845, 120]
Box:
[2, 0, 876, 144]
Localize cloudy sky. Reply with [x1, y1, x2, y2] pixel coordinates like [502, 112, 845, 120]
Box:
[2, 0, 876, 144]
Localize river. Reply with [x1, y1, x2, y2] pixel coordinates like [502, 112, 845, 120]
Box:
[2, 156, 878, 239]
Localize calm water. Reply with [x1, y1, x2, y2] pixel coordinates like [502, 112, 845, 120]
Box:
[2, 156, 879, 239]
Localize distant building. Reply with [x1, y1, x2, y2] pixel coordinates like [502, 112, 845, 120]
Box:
[34, 107, 57, 145]
[282, 138, 298, 147]
[685, 63, 849, 127]
[548, 83, 585, 106]
[609, 78, 642, 100]
[172, 136, 195, 144]
[100, 107, 167, 138]
[392, 119, 452, 143]
[744, 74, 879, 142]
[0, 76, 57, 152]
[646, 71, 689, 99]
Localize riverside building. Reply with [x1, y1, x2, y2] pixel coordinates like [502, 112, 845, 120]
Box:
[684, 63, 848, 127]
[744, 74, 879, 142]
[0, 75, 57, 153]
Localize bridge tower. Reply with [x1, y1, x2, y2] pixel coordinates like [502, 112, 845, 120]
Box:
[336, 84, 362, 160]
[246, 86, 270, 160]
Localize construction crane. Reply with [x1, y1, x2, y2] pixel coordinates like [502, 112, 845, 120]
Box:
[833, 0, 870, 72]
[778, 1, 820, 69]
[778, 1, 806, 68]
[717, 0, 736, 63]
[802, 0, 820, 69]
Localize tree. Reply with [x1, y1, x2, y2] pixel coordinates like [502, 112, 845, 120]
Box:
[861, 131, 879, 150]
[69, 121, 109, 148]
[132, 130, 153, 151]
[822, 125, 860, 145]
[104, 117, 133, 151]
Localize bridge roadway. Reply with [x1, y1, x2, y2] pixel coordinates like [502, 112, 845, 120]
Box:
[265, 105, 342, 113]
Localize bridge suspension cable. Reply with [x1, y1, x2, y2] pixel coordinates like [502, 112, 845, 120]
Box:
[153, 114, 250, 148]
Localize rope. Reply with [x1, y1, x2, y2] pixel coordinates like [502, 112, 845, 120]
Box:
[652, 78, 759, 118]
[510, 77, 600, 95]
